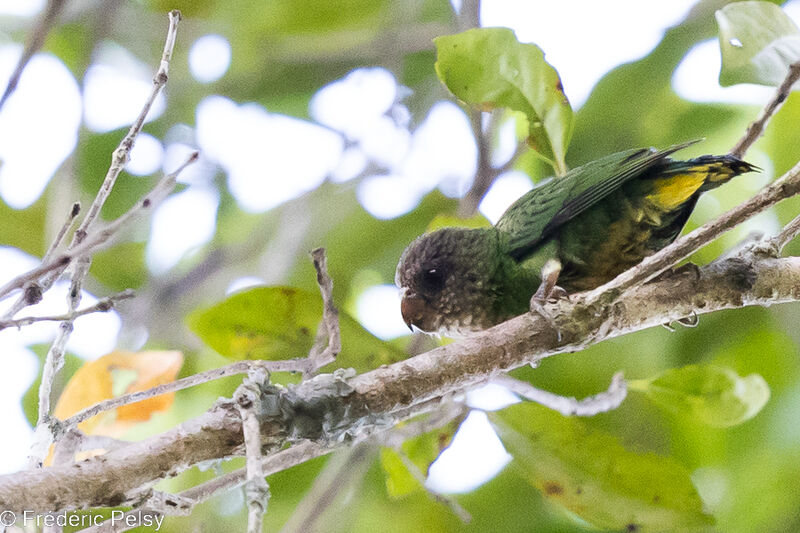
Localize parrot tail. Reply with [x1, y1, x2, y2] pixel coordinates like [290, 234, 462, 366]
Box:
[645, 155, 758, 212]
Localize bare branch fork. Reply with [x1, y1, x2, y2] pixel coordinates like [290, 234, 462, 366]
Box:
[24, 9, 187, 470]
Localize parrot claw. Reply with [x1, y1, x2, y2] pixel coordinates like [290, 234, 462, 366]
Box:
[530, 259, 566, 342]
[530, 299, 562, 342]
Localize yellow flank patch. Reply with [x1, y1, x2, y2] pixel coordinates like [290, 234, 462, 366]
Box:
[646, 171, 707, 211]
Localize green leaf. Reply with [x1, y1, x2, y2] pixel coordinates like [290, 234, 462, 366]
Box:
[380, 414, 463, 498]
[491, 402, 712, 531]
[629, 364, 770, 428]
[188, 287, 319, 360]
[717, 1, 800, 88]
[434, 27, 573, 174]
[187, 286, 404, 372]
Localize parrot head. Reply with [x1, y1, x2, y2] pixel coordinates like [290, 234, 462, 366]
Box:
[395, 227, 510, 336]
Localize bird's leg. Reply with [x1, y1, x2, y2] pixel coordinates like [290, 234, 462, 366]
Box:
[530, 259, 565, 343]
[531, 259, 566, 304]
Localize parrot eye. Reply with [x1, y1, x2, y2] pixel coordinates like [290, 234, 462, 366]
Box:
[418, 267, 446, 294]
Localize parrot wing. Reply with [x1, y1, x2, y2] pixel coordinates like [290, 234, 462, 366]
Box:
[495, 140, 700, 261]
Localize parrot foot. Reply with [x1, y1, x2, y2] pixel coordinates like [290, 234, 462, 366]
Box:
[532, 259, 566, 303]
[530, 259, 566, 342]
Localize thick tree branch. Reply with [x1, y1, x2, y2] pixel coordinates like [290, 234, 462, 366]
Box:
[2, 253, 799, 512]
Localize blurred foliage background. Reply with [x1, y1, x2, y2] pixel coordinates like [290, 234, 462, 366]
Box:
[2, 0, 800, 531]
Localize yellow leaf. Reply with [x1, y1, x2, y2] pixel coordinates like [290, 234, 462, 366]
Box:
[53, 350, 183, 437]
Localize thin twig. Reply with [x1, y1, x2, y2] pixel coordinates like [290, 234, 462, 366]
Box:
[304, 248, 340, 376]
[72, 10, 182, 245]
[0, 152, 198, 304]
[457, 0, 480, 31]
[57, 9, 182, 340]
[61, 359, 297, 430]
[0, 256, 71, 304]
[769, 212, 800, 253]
[57, 9, 181, 347]
[381, 402, 471, 522]
[25, 12, 185, 470]
[60, 246, 338, 432]
[585, 157, 800, 304]
[494, 372, 627, 416]
[459, 109, 493, 216]
[1, 202, 82, 320]
[78, 442, 332, 533]
[26, 153, 196, 464]
[181, 441, 330, 507]
[70, 152, 198, 258]
[44, 202, 82, 263]
[0, 289, 133, 331]
[279, 444, 374, 533]
[0, 0, 67, 112]
[384, 400, 467, 446]
[396, 448, 471, 522]
[730, 61, 800, 159]
[235, 369, 270, 533]
[28, 320, 72, 468]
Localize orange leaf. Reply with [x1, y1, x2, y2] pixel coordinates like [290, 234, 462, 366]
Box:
[53, 350, 183, 437]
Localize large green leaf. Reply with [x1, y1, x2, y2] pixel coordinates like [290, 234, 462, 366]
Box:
[187, 286, 404, 372]
[629, 364, 770, 428]
[491, 402, 712, 531]
[717, 1, 800, 87]
[434, 28, 573, 174]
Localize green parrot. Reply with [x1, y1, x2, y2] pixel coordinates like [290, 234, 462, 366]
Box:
[395, 141, 756, 335]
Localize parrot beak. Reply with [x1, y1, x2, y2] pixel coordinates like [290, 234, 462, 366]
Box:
[400, 293, 426, 332]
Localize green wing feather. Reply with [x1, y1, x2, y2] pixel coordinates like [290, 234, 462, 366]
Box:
[495, 140, 700, 261]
